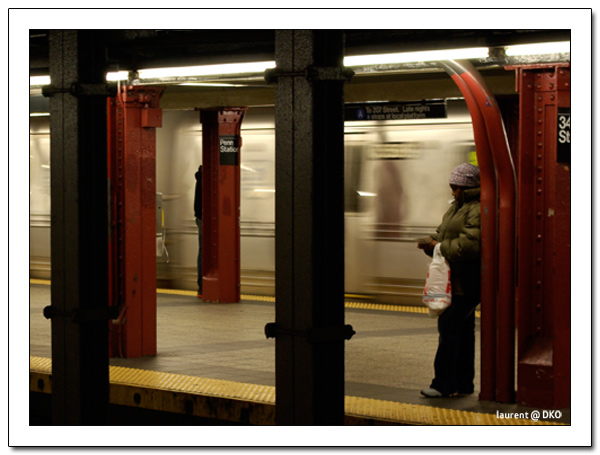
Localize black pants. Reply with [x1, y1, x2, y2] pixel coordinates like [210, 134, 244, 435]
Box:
[430, 295, 479, 395]
[196, 218, 202, 293]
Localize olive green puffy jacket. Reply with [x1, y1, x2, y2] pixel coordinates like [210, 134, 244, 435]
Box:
[430, 187, 481, 299]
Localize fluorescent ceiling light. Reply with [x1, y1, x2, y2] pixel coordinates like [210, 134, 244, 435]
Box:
[137, 61, 276, 79]
[30, 42, 570, 87]
[30, 75, 51, 86]
[357, 191, 377, 197]
[505, 41, 570, 56]
[178, 82, 249, 87]
[29, 62, 277, 86]
[106, 71, 130, 82]
[344, 47, 489, 66]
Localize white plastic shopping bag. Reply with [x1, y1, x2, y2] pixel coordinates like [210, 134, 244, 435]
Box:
[423, 243, 452, 317]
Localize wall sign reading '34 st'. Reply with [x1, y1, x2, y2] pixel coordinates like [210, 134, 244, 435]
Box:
[557, 108, 571, 165]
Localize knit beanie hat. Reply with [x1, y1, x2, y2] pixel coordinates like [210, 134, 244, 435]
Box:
[449, 163, 480, 188]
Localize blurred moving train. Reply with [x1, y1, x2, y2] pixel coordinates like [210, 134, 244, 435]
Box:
[29, 99, 475, 305]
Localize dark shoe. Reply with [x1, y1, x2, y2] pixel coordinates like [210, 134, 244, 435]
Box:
[457, 391, 474, 397]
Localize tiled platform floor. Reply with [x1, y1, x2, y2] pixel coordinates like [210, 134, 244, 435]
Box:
[29, 283, 570, 422]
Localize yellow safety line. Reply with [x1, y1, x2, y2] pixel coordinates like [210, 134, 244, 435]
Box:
[157, 288, 196, 297]
[29, 356, 563, 426]
[345, 300, 428, 314]
[345, 293, 375, 300]
[30, 279, 479, 317]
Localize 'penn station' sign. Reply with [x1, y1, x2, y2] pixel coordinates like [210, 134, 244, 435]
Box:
[219, 135, 240, 165]
[345, 100, 447, 121]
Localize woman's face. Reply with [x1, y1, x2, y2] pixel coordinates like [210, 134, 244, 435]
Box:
[450, 184, 464, 201]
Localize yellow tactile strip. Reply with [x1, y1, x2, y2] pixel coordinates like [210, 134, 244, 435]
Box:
[345, 300, 428, 314]
[30, 356, 560, 425]
[30, 279, 479, 316]
[30, 356, 275, 425]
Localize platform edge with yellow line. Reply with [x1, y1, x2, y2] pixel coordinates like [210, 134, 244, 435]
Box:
[30, 279, 480, 317]
[30, 356, 561, 426]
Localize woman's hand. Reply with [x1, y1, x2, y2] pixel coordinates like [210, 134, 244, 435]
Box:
[416, 236, 439, 253]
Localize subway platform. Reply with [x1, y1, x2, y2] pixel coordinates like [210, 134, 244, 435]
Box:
[29, 280, 570, 427]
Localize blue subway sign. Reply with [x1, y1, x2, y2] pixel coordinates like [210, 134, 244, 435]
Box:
[345, 100, 447, 121]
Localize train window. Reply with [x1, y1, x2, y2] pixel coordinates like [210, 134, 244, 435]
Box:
[451, 142, 478, 167]
[344, 144, 366, 213]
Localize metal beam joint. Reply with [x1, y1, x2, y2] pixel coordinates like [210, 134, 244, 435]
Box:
[265, 66, 354, 84]
[264, 323, 355, 343]
[42, 82, 117, 98]
[43, 305, 120, 323]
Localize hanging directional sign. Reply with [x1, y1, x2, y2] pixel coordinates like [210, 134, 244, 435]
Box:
[344, 100, 447, 121]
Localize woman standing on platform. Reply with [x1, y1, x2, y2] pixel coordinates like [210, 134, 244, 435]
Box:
[417, 163, 481, 398]
[194, 165, 203, 299]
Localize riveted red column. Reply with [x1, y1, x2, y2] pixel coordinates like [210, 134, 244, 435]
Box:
[511, 64, 570, 409]
[108, 85, 163, 357]
[449, 60, 517, 403]
[442, 60, 498, 402]
[199, 108, 247, 303]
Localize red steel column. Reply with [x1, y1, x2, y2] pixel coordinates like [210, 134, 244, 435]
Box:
[108, 85, 163, 357]
[442, 61, 498, 401]
[449, 60, 517, 403]
[199, 108, 247, 303]
[512, 65, 570, 409]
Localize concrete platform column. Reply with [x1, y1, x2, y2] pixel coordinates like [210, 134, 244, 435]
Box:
[267, 30, 354, 425]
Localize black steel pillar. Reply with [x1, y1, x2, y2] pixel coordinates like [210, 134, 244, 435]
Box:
[267, 30, 353, 425]
[44, 30, 111, 425]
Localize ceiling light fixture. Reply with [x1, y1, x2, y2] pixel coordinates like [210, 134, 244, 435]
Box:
[505, 41, 570, 56]
[106, 71, 130, 82]
[29, 42, 570, 87]
[30, 75, 51, 86]
[137, 61, 276, 80]
[343, 47, 490, 67]
[178, 82, 250, 87]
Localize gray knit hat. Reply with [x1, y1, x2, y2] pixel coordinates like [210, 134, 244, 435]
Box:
[449, 163, 480, 187]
